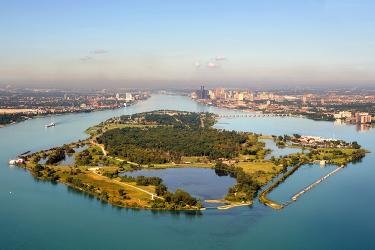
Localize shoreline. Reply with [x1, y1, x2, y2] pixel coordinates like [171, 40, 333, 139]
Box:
[0, 99, 146, 128]
[193, 98, 337, 123]
[14, 109, 367, 212]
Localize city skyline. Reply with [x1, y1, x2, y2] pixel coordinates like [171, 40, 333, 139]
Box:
[1, 0, 375, 88]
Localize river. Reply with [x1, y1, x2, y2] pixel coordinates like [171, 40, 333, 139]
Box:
[1, 94, 374, 249]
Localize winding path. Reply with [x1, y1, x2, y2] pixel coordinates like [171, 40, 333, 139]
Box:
[89, 170, 163, 200]
[111, 178, 164, 200]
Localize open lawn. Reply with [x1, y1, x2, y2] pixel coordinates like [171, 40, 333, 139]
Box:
[151, 162, 213, 169]
[234, 161, 282, 186]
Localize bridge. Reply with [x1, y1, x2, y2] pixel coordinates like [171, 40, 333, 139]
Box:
[217, 113, 303, 118]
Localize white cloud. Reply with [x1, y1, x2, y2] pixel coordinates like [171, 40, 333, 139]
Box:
[195, 61, 201, 69]
[207, 62, 218, 68]
[80, 56, 94, 61]
[90, 49, 108, 54]
[215, 56, 227, 61]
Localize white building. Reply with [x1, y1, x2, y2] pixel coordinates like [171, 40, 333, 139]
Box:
[334, 111, 352, 119]
[125, 93, 134, 101]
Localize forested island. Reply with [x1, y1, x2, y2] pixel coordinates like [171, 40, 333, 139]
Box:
[19, 110, 367, 211]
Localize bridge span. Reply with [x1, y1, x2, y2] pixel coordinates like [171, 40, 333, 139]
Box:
[217, 113, 303, 118]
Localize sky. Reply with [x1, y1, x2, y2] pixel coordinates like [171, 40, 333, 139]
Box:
[1, 0, 375, 88]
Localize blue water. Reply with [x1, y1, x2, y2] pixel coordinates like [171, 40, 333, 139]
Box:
[268, 163, 339, 203]
[261, 138, 302, 159]
[123, 168, 236, 201]
[39, 145, 88, 165]
[1, 94, 375, 249]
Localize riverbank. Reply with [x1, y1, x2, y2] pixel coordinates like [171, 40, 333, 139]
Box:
[0, 99, 146, 127]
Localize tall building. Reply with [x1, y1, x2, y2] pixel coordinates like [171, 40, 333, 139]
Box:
[355, 112, 372, 124]
[208, 90, 215, 99]
[197, 86, 209, 99]
[213, 88, 225, 99]
[234, 92, 244, 101]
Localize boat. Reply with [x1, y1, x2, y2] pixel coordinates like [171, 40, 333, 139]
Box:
[45, 122, 55, 128]
[9, 159, 25, 165]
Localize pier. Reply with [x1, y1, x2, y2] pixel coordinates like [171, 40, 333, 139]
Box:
[259, 162, 346, 209]
[291, 165, 345, 202]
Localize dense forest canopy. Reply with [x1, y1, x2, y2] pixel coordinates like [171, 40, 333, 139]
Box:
[97, 111, 248, 164]
[98, 127, 247, 164]
[119, 110, 216, 128]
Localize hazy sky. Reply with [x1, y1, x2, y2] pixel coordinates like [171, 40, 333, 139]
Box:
[1, 0, 375, 88]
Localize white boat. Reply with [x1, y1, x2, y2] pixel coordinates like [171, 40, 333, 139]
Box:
[45, 122, 55, 128]
[9, 159, 25, 165]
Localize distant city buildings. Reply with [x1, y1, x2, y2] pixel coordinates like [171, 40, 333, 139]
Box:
[334, 111, 352, 119]
[191, 86, 375, 126]
[333, 111, 372, 124]
[0, 89, 149, 117]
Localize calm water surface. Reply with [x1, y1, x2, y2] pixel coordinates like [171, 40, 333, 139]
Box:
[261, 138, 302, 159]
[1, 94, 375, 249]
[123, 168, 236, 201]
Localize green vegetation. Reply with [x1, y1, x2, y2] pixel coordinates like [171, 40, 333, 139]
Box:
[120, 175, 163, 186]
[0, 113, 32, 125]
[120, 110, 216, 128]
[308, 148, 366, 165]
[98, 127, 247, 164]
[19, 110, 368, 211]
[46, 148, 66, 165]
[214, 162, 260, 201]
[151, 189, 201, 210]
[119, 174, 201, 209]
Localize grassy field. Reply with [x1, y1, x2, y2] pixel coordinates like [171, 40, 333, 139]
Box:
[77, 171, 153, 207]
[180, 156, 209, 163]
[27, 163, 155, 208]
[151, 162, 213, 169]
[234, 161, 282, 186]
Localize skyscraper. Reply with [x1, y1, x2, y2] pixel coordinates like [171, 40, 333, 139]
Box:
[197, 85, 209, 99]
